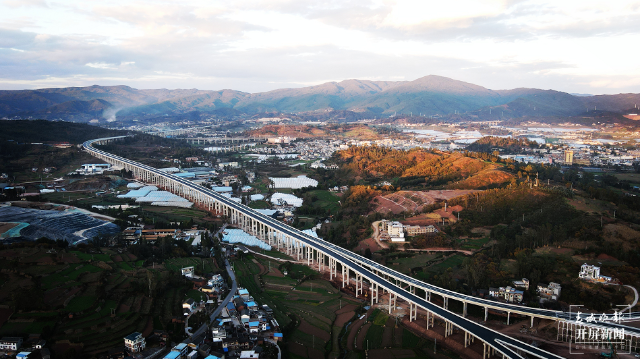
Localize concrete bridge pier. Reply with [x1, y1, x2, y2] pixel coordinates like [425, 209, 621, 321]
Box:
[485, 307, 488, 321]
[425, 311, 434, 329]
[443, 297, 448, 310]
[388, 293, 395, 314]
[296, 240, 302, 261]
[373, 283, 379, 303]
[409, 302, 417, 322]
[464, 331, 474, 348]
[445, 321, 454, 337]
[463, 301, 468, 317]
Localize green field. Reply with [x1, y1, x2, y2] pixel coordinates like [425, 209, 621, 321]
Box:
[66, 295, 97, 312]
[306, 190, 341, 213]
[71, 251, 112, 262]
[41, 264, 103, 289]
[389, 253, 439, 274]
[0, 246, 197, 354]
[427, 254, 466, 272]
[249, 200, 271, 209]
[459, 237, 491, 250]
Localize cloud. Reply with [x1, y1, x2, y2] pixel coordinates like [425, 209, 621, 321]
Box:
[0, 0, 639, 94]
[2, 0, 48, 9]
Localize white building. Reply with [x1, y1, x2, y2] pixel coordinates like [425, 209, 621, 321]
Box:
[76, 163, 111, 174]
[579, 263, 600, 279]
[579, 263, 612, 282]
[267, 136, 294, 144]
[218, 162, 239, 169]
[512, 278, 530, 290]
[124, 332, 146, 353]
[387, 221, 405, 242]
[181, 266, 195, 278]
[0, 337, 23, 351]
[537, 282, 562, 302]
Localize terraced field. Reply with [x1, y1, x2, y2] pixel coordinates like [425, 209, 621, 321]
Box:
[232, 254, 362, 359]
[0, 246, 198, 356]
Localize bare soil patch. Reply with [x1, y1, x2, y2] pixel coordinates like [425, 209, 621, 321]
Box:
[0, 222, 19, 234]
[368, 349, 417, 359]
[37, 255, 54, 264]
[142, 316, 154, 337]
[298, 319, 330, 341]
[434, 205, 463, 222]
[347, 316, 366, 350]
[117, 303, 130, 314]
[382, 317, 394, 347]
[334, 311, 355, 328]
[449, 168, 513, 189]
[536, 246, 574, 256]
[59, 253, 81, 263]
[287, 343, 307, 357]
[308, 348, 324, 359]
[0, 308, 14, 328]
[373, 190, 477, 214]
[603, 223, 640, 250]
[336, 304, 358, 315]
[354, 237, 383, 253]
[268, 267, 284, 277]
[596, 253, 620, 262]
[356, 323, 372, 350]
[112, 254, 122, 262]
[254, 261, 266, 275]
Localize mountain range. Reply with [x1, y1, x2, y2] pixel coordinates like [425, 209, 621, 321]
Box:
[1, 75, 639, 122]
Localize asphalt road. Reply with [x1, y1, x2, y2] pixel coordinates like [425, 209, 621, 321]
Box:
[184, 246, 237, 344]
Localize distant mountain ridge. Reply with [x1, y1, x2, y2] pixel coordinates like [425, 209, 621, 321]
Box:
[1, 76, 639, 121]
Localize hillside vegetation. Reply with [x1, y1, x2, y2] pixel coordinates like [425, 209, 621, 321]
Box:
[3, 76, 640, 121]
[334, 146, 513, 189]
[0, 120, 125, 144]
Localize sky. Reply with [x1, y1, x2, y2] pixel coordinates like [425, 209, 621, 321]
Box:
[1, 0, 639, 94]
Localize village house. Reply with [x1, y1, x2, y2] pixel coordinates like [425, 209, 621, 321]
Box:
[579, 263, 613, 283]
[0, 337, 23, 351]
[124, 332, 146, 353]
[183, 298, 196, 313]
[512, 278, 530, 290]
[537, 282, 562, 302]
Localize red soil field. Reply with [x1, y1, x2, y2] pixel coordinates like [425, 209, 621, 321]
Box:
[334, 311, 355, 328]
[372, 190, 478, 214]
[298, 319, 330, 341]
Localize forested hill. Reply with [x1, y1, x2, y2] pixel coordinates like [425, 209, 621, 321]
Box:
[0, 120, 126, 144]
[332, 146, 514, 189]
[3, 76, 640, 122]
[465, 136, 540, 153]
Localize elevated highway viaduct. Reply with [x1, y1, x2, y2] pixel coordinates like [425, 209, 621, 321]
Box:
[85, 136, 640, 358]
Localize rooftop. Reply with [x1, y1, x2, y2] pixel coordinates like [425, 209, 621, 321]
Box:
[124, 332, 142, 341]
